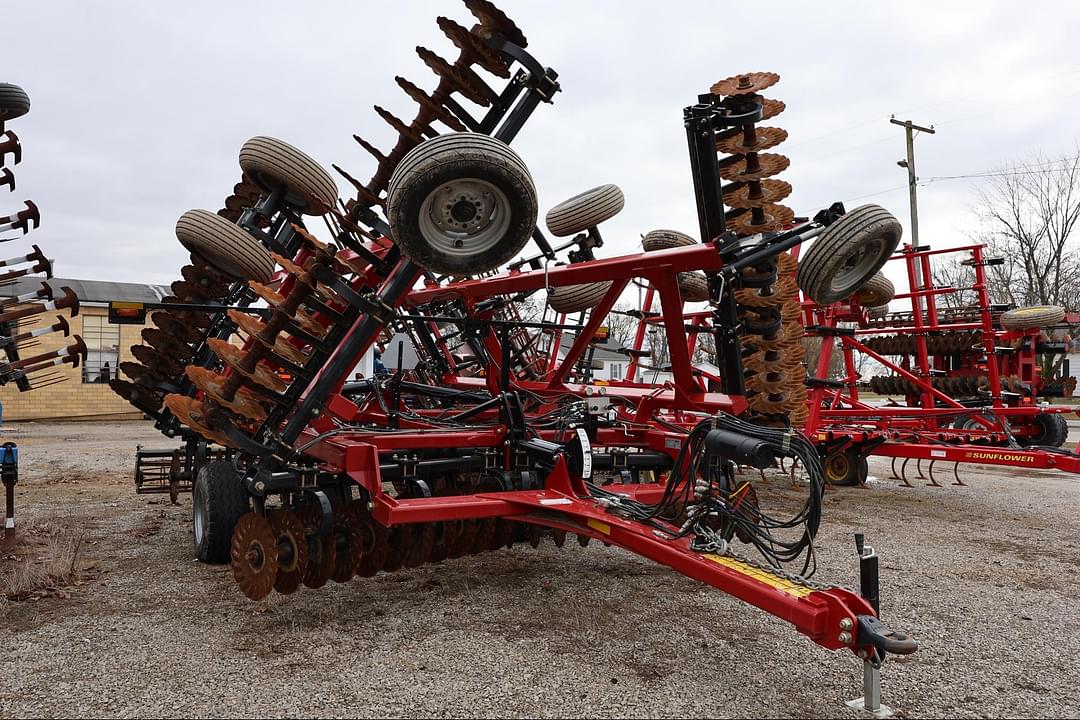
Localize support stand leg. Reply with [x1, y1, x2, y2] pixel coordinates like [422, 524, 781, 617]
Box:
[845, 660, 894, 718]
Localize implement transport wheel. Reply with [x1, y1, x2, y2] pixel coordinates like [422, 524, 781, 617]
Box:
[548, 280, 613, 314]
[545, 184, 625, 237]
[854, 271, 895, 306]
[387, 132, 537, 275]
[238, 136, 339, 216]
[0, 83, 31, 121]
[642, 228, 695, 251]
[1000, 305, 1066, 330]
[175, 209, 275, 283]
[230, 513, 279, 601]
[678, 271, 710, 302]
[824, 448, 867, 487]
[796, 204, 902, 305]
[192, 461, 250, 564]
[1017, 413, 1069, 448]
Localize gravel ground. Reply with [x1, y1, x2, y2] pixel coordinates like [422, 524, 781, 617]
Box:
[2, 420, 1080, 718]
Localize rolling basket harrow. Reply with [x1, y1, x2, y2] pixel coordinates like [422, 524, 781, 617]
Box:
[110, 1, 921, 697]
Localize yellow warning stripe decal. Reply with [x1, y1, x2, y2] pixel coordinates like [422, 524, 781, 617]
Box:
[587, 518, 611, 536]
[704, 554, 815, 598]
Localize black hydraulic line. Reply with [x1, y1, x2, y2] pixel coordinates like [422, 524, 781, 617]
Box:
[279, 259, 421, 444]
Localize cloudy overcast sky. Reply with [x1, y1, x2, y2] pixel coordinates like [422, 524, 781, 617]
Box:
[4, 0, 1080, 290]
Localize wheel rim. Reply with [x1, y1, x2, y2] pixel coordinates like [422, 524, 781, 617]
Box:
[830, 238, 885, 296]
[825, 454, 850, 482]
[418, 178, 511, 259]
[193, 493, 207, 546]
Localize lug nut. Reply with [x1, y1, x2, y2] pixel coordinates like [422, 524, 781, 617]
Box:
[839, 618, 853, 631]
[838, 631, 852, 644]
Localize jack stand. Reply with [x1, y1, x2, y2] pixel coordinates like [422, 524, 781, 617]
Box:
[846, 660, 893, 718]
[1, 441, 17, 544]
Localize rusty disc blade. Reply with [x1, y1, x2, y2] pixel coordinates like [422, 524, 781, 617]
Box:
[110, 378, 163, 414]
[207, 338, 288, 394]
[761, 97, 785, 120]
[716, 126, 788, 155]
[150, 312, 205, 345]
[269, 251, 306, 277]
[141, 327, 194, 360]
[416, 47, 492, 107]
[436, 16, 510, 78]
[163, 394, 236, 447]
[185, 366, 268, 422]
[728, 204, 795, 236]
[355, 503, 389, 578]
[723, 180, 793, 210]
[718, 152, 790, 182]
[446, 520, 472, 559]
[552, 529, 566, 548]
[405, 523, 435, 568]
[576, 534, 590, 547]
[131, 345, 183, 378]
[711, 71, 780, 97]
[248, 281, 325, 337]
[426, 523, 449, 564]
[226, 310, 309, 366]
[230, 513, 279, 600]
[464, 0, 528, 48]
[473, 518, 496, 554]
[119, 361, 168, 385]
[268, 509, 309, 595]
[396, 75, 468, 131]
[331, 508, 365, 583]
[170, 279, 212, 303]
[181, 264, 232, 300]
[294, 503, 335, 589]
[382, 525, 412, 572]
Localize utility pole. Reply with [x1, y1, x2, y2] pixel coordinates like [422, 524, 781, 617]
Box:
[890, 116, 935, 247]
[890, 117, 935, 318]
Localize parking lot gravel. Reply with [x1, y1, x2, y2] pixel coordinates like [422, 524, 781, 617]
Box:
[2, 420, 1079, 718]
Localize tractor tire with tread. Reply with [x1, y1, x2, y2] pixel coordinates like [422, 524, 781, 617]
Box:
[1017, 413, 1069, 448]
[797, 204, 902, 305]
[548, 281, 613, 314]
[0, 83, 30, 121]
[678, 272, 710, 302]
[238, 136, 339, 216]
[854, 271, 895, 306]
[193, 461, 250, 564]
[387, 133, 537, 276]
[175, 209, 276, 283]
[642, 228, 696, 252]
[1000, 305, 1066, 330]
[545, 184, 625, 237]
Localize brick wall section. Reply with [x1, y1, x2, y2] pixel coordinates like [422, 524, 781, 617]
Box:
[0, 305, 146, 421]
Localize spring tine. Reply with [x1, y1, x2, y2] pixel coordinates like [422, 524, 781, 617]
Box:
[889, 456, 901, 480]
[0, 130, 21, 165]
[898, 458, 913, 488]
[952, 462, 966, 486]
[0, 168, 13, 192]
[926, 460, 941, 487]
[915, 458, 927, 480]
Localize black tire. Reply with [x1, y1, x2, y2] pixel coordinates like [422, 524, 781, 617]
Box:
[0, 83, 30, 121]
[193, 461, 250, 564]
[548, 281, 613, 314]
[1000, 305, 1065, 330]
[823, 448, 864, 487]
[175, 209, 275, 283]
[678, 272, 710, 302]
[796, 204, 902, 305]
[867, 303, 889, 320]
[545, 184, 625, 237]
[642, 229, 696, 252]
[387, 133, 537, 276]
[238, 136, 338, 216]
[854, 272, 895, 306]
[1017, 413, 1069, 448]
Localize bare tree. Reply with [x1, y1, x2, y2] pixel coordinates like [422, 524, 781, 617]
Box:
[968, 150, 1080, 308]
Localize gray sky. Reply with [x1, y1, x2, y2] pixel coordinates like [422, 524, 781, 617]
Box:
[4, 0, 1080, 291]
